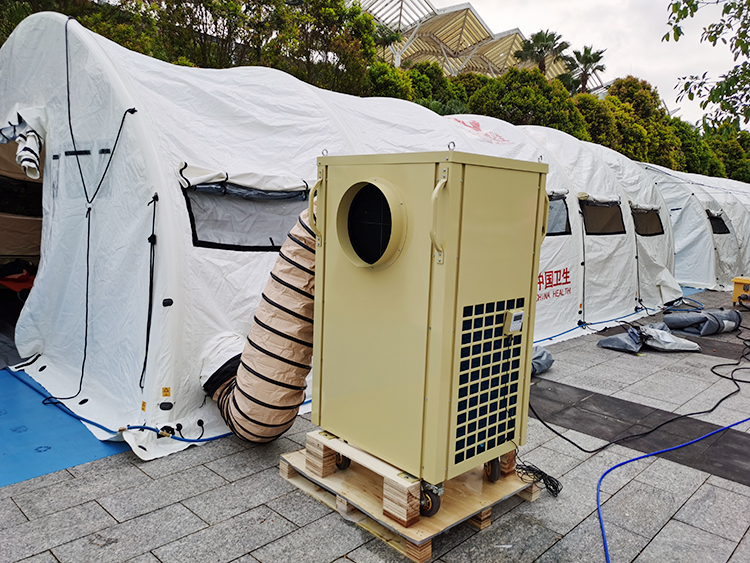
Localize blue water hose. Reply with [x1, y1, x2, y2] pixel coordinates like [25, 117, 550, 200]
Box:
[597, 414, 750, 562]
[4, 366, 231, 443]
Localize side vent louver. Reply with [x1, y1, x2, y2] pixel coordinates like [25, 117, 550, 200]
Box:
[454, 298, 525, 465]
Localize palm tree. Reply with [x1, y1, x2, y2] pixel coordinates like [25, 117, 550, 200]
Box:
[572, 45, 606, 94]
[513, 30, 570, 77]
[374, 24, 402, 61]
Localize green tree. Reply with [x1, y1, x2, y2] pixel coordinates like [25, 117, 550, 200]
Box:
[608, 76, 664, 121]
[284, 0, 376, 94]
[80, 1, 166, 61]
[665, 0, 750, 124]
[450, 73, 490, 100]
[573, 93, 619, 148]
[644, 118, 685, 170]
[374, 23, 400, 61]
[416, 98, 468, 116]
[604, 96, 649, 161]
[468, 67, 589, 140]
[607, 76, 689, 168]
[151, 0, 258, 68]
[706, 122, 750, 181]
[670, 118, 726, 175]
[0, 1, 32, 46]
[570, 45, 606, 94]
[738, 129, 750, 152]
[405, 61, 451, 101]
[367, 61, 414, 100]
[407, 69, 432, 99]
[513, 29, 570, 77]
[555, 70, 581, 96]
[710, 137, 750, 182]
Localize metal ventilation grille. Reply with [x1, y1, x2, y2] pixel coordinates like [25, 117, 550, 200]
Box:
[454, 298, 525, 465]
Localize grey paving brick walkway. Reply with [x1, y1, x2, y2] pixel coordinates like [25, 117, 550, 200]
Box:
[3, 290, 750, 563]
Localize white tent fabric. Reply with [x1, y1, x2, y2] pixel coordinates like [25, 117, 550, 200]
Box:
[0, 117, 43, 179]
[520, 126, 641, 325]
[670, 171, 750, 277]
[0, 13, 508, 459]
[0, 13, 720, 459]
[640, 163, 740, 290]
[447, 115, 585, 341]
[585, 142, 682, 307]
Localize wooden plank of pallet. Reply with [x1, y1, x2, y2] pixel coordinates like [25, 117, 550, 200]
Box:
[281, 461, 424, 561]
[305, 432, 336, 479]
[468, 507, 492, 531]
[281, 449, 534, 546]
[305, 430, 421, 527]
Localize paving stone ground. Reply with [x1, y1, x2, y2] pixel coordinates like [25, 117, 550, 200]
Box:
[3, 290, 750, 563]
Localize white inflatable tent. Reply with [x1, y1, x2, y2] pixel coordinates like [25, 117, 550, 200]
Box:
[640, 163, 740, 290]
[447, 115, 585, 341]
[521, 126, 643, 324]
[0, 13, 704, 458]
[585, 142, 682, 308]
[0, 13, 508, 458]
[674, 171, 750, 277]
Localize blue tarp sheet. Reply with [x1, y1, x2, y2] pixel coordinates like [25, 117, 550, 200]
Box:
[0, 367, 130, 488]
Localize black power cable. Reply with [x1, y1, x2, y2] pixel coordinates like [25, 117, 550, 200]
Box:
[512, 443, 563, 497]
[529, 322, 750, 456]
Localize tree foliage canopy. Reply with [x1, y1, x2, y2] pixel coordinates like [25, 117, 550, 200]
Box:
[1, 3, 745, 181]
[469, 68, 589, 141]
[665, 0, 750, 124]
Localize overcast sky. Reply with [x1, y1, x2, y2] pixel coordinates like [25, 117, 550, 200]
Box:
[431, 0, 738, 125]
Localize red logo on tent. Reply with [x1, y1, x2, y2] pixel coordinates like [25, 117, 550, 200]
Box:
[451, 119, 512, 145]
[537, 268, 572, 302]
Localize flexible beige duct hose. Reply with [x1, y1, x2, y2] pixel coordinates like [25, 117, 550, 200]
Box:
[213, 208, 316, 442]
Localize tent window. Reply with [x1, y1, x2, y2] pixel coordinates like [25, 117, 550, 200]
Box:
[707, 211, 730, 235]
[0, 175, 43, 217]
[546, 198, 571, 236]
[631, 209, 664, 237]
[183, 186, 308, 251]
[579, 200, 626, 235]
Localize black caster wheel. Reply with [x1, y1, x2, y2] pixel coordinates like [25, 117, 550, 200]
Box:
[420, 489, 441, 517]
[484, 458, 501, 482]
[335, 452, 351, 470]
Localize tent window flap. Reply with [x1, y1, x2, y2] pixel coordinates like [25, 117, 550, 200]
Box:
[547, 197, 571, 236]
[183, 186, 308, 251]
[579, 200, 626, 236]
[631, 208, 664, 237]
[706, 210, 730, 235]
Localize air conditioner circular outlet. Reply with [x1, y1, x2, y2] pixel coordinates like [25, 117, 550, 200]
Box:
[337, 179, 407, 269]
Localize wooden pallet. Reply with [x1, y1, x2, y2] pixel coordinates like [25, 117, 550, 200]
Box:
[279, 431, 542, 563]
